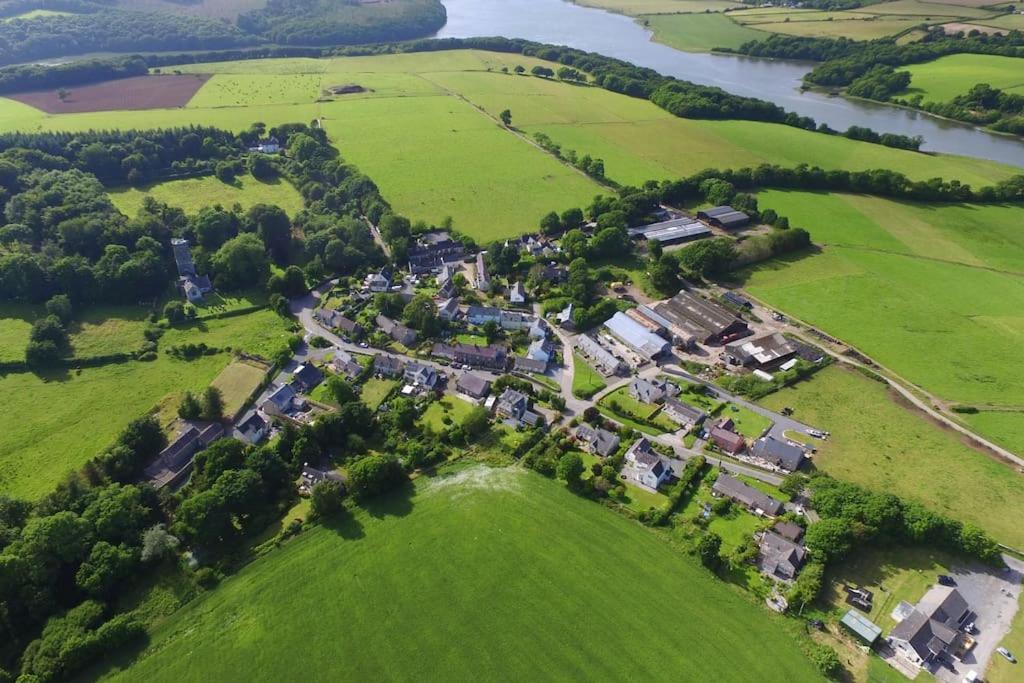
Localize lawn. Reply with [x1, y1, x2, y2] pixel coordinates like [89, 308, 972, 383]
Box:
[359, 377, 397, 409]
[898, 54, 1024, 102]
[741, 190, 1024, 447]
[455, 332, 488, 346]
[720, 402, 772, 438]
[209, 359, 269, 418]
[0, 302, 41, 363]
[599, 385, 679, 433]
[821, 545, 955, 632]
[572, 352, 607, 398]
[0, 308, 290, 499]
[108, 175, 305, 218]
[419, 395, 475, 431]
[760, 366, 1024, 548]
[95, 466, 823, 682]
[645, 12, 768, 51]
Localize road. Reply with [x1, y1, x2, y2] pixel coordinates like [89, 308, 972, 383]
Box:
[291, 284, 800, 488]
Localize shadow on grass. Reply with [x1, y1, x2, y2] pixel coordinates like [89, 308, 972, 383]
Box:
[726, 245, 825, 287]
[360, 479, 416, 520]
[320, 507, 366, 540]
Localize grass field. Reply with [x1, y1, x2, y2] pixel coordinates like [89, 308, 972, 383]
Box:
[0, 50, 1016, 241]
[0, 308, 290, 499]
[578, 0, 743, 14]
[109, 175, 305, 217]
[209, 359, 269, 418]
[96, 466, 822, 681]
[359, 377, 397, 409]
[898, 54, 1024, 102]
[0, 303, 40, 363]
[720, 403, 772, 438]
[644, 12, 768, 51]
[742, 190, 1024, 426]
[572, 352, 608, 398]
[760, 366, 1024, 548]
[67, 306, 150, 357]
[419, 395, 475, 431]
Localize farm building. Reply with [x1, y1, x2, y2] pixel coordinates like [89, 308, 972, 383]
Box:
[712, 473, 784, 517]
[725, 333, 798, 370]
[697, 206, 750, 229]
[625, 308, 665, 336]
[722, 291, 752, 309]
[653, 290, 750, 345]
[576, 334, 627, 376]
[635, 305, 695, 348]
[750, 436, 806, 472]
[603, 312, 671, 359]
[144, 421, 224, 490]
[628, 216, 711, 245]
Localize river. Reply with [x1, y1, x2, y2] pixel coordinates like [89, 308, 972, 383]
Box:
[435, 0, 1024, 168]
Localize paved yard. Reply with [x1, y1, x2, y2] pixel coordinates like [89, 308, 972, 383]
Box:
[927, 556, 1023, 683]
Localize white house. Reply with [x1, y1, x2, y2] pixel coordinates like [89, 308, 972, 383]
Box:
[624, 438, 670, 490]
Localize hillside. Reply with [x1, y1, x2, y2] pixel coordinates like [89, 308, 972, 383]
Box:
[97, 466, 823, 682]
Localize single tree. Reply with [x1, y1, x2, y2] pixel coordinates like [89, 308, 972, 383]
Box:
[310, 480, 345, 519]
[202, 386, 224, 421]
[178, 391, 202, 420]
[499, 109, 512, 127]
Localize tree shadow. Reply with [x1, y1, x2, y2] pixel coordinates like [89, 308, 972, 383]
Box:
[320, 508, 365, 540]
[728, 246, 825, 287]
[359, 479, 416, 520]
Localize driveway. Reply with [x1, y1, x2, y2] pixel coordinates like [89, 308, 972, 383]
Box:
[928, 556, 1023, 682]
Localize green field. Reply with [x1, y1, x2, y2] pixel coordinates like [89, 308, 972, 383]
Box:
[578, 0, 743, 14]
[209, 359, 269, 417]
[760, 366, 1024, 548]
[0, 50, 1017, 241]
[742, 191, 1024, 436]
[572, 352, 608, 398]
[109, 175, 305, 217]
[644, 12, 768, 51]
[97, 466, 822, 682]
[0, 303, 40, 363]
[419, 396, 475, 431]
[600, 385, 679, 433]
[359, 377, 397, 409]
[899, 53, 1024, 102]
[0, 308, 290, 499]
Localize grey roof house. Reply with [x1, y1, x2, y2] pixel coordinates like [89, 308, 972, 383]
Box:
[712, 473, 784, 517]
[495, 388, 541, 427]
[456, 372, 491, 400]
[889, 586, 970, 668]
[758, 531, 807, 581]
[751, 436, 806, 473]
[663, 397, 707, 429]
[376, 314, 418, 347]
[629, 377, 679, 404]
[291, 363, 324, 392]
[575, 424, 620, 458]
[373, 353, 405, 378]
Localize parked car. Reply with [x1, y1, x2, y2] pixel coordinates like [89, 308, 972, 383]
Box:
[964, 622, 977, 635]
[808, 619, 825, 631]
[938, 575, 957, 587]
[997, 647, 1016, 663]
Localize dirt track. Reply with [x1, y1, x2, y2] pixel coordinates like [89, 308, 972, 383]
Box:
[8, 74, 210, 114]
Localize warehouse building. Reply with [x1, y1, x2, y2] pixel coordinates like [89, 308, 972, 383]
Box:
[697, 205, 750, 230]
[628, 216, 711, 246]
[725, 332, 797, 370]
[653, 290, 750, 346]
[603, 312, 671, 360]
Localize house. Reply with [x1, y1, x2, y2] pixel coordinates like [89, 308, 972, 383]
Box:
[437, 297, 461, 322]
[712, 473, 784, 517]
[604, 312, 671, 359]
[528, 317, 548, 340]
[171, 238, 213, 303]
[514, 356, 548, 374]
[466, 305, 501, 326]
[431, 343, 507, 370]
[263, 384, 305, 417]
[298, 462, 344, 495]
[251, 136, 280, 154]
[526, 338, 554, 365]
[758, 531, 807, 581]
[143, 421, 224, 490]
[576, 334, 627, 376]
[889, 586, 971, 667]
[725, 333, 797, 370]
[663, 397, 706, 429]
[555, 303, 575, 330]
[403, 361, 438, 390]
[772, 520, 805, 543]
[697, 205, 750, 230]
[627, 216, 710, 246]
[291, 363, 324, 392]
[499, 310, 537, 331]
[623, 438, 671, 490]
[364, 267, 392, 293]
[508, 281, 527, 305]
[373, 353, 405, 378]
[407, 233, 465, 274]
[330, 350, 363, 380]
[376, 315, 417, 347]
[629, 377, 679, 404]
[575, 424, 620, 458]
[315, 308, 364, 338]
[456, 372, 491, 400]
[708, 419, 746, 454]
[533, 263, 567, 285]
[751, 436, 806, 472]
[495, 388, 541, 427]
[475, 251, 491, 291]
[653, 290, 751, 346]
[236, 412, 268, 445]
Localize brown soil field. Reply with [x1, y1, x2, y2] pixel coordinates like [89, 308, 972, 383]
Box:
[8, 74, 210, 114]
[940, 21, 1008, 35]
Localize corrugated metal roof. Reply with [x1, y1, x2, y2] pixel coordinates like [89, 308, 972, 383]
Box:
[841, 609, 882, 644]
[604, 312, 670, 358]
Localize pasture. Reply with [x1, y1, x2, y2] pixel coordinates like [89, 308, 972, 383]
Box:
[110, 0, 268, 20]
[0, 308, 291, 499]
[760, 366, 1024, 548]
[742, 190, 1024, 424]
[109, 175, 305, 217]
[898, 54, 1024, 102]
[0, 50, 1017, 242]
[730, 9, 938, 40]
[644, 12, 767, 51]
[0, 303, 39, 363]
[97, 466, 823, 682]
[209, 359, 269, 418]
[578, 0, 743, 14]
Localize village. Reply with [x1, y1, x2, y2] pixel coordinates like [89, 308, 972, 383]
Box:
[144, 203, 1023, 683]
